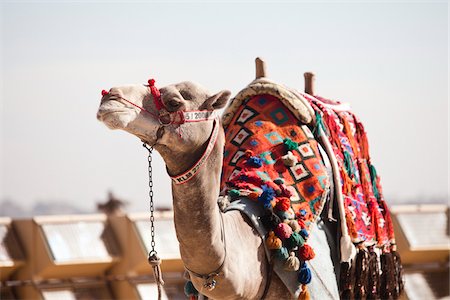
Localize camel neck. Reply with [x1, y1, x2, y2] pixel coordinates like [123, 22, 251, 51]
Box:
[169, 129, 226, 275]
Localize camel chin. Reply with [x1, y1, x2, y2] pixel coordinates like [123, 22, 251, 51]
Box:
[98, 110, 137, 130]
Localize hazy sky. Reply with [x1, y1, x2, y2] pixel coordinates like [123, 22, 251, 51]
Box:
[1, 2, 448, 213]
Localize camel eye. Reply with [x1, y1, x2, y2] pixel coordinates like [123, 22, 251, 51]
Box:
[169, 100, 181, 108]
[180, 90, 193, 100]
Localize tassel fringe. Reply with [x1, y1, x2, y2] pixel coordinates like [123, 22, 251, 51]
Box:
[339, 261, 354, 300]
[367, 248, 380, 299]
[392, 250, 404, 298]
[380, 252, 396, 300]
[354, 248, 369, 299]
[339, 247, 403, 300]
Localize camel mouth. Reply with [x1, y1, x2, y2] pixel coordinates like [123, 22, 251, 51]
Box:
[97, 109, 130, 121]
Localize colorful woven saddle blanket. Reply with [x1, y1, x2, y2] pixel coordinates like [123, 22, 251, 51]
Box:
[220, 79, 331, 297]
[220, 78, 402, 299]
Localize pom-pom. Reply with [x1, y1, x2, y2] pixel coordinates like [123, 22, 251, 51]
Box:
[248, 191, 259, 200]
[281, 151, 298, 167]
[274, 247, 289, 260]
[298, 263, 312, 284]
[285, 232, 305, 249]
[101, 89, 109, 96]
[148, 79, 156, 86]
[228, 189, 240, 199]
[275, 222, 292, 240]
[258, 185, 275, 209]
[284, 138, 299, 151]
[284, 185, 295, 198]
[266, 231, 282, 250]
[276, 210, 291, 221]
[284, 252, 300, 271]
[298, 284, 311, 300]
[298, 244, 315, 261]
[246, 156, 263, 168]
[297, 218, 306, 228]
[261, 212, 281, 229]
[244, 149, 254, 158]
[184, 280, 199, 297]
[275, 197, 291, 212]
[286, 220, 301, 233]
[274, 178, 285, 185]
[299, 228, 309, 239]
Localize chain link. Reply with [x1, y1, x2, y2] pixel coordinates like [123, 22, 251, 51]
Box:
[143, 143, 157, 257]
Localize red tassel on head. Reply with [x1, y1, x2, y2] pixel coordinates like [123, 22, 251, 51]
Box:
[101, 89, 109, 96]
[148, 78, 164, 111]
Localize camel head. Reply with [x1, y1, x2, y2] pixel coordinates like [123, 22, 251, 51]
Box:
[97, 81, 231, 163]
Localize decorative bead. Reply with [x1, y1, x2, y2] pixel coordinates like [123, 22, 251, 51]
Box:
[286, 220, 301, 233]
[284, 138, 299, 151]
[247, 156, 263, 168]
[285, 232, 305, 249]
[275, 222, 293, 240]
[275, 197, 291, 212]
[298, 244, 315, 261]
[266, 231, 282, 250]
[274, 178, 285, 185]
[298, 263, 312, 284]
[274, 247, 289, 260]
[228, 189, 240, 199]
[281, 151, 298, 167]
[258, 185, 275, 209]
[299, 228, 309, 239]
[284, 252, 300, 271]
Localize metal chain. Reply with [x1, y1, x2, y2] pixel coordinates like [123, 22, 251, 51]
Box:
[143, 143, 156, 256]
[143, 142, 164, 300]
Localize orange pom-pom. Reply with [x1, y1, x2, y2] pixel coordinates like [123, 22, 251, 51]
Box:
[248, 192, 259, 200]
[298, 284, 310, 300]
[298, 244, 315, 260]
[266, 231, 282, 249]
[244, 149, 254, 158]
[275, 197, 291, 211]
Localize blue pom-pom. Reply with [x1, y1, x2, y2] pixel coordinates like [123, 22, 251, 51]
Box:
[247, 156, 263, 168]
[299, 228, 309, 239]
[184, 280, 199, 296]
[298, 263, 312, 284]
[274, 247, 289, 260]
[258, 185, 275, 208]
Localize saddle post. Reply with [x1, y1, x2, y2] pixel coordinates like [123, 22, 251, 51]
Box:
[304, 72, 315, 96]
[255, 57, 267, 78]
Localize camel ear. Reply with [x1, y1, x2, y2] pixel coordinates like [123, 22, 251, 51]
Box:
[201, 90, 231, 110]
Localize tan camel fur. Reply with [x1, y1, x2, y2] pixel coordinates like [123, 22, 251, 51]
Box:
[97, 82, 292, 299]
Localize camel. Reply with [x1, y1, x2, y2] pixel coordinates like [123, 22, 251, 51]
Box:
[96, 63, 344, 299]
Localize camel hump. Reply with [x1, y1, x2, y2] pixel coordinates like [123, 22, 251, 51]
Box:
[222, 78, 316, 128]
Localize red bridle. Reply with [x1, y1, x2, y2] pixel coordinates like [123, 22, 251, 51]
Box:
[101, 78, 220, 185]
[101, 79, 216, 126]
